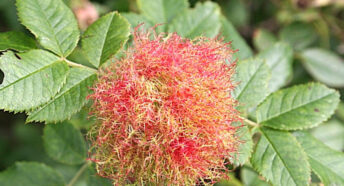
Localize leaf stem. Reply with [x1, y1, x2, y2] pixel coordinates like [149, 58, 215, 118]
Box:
[240, 116, 259, 127]
[63, 58, 98, 73]
[67, 161, 91, 186]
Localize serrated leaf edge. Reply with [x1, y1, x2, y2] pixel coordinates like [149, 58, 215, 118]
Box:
[258, 42, 293, 92]
[230, 124, 254, 166]
[26, 69, 97, 124]
[235, 58, 271, 109]
[0, 54, 70, 113]
[251, 128, 311, 186]
[0, 31, 37, 51]
[42, 123, 87, 165]
[295, 132, 344, 185]
[82, 11, 130, 68]
[16, 0, 80, 57]
[257, 82, 340, 131]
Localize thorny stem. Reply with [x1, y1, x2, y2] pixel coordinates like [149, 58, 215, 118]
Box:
[67, 161, 92, 186]
[240, 116, 259, 127]
[63, 58, 98, 73]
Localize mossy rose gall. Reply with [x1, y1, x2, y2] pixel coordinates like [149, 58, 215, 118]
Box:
[88, 28, 242, 185]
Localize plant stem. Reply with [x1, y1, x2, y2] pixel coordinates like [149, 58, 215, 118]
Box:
[67, 161, 91, 186]
[240, 116, 259, 127]
[63, 58, 98, 73]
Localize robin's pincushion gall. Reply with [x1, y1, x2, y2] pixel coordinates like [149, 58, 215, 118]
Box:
[88, 28, 242, 185]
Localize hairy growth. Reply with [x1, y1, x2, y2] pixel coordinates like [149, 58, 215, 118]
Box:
[88, 28, 242, 185]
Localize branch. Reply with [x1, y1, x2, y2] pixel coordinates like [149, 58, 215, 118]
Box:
[63, 58, 98, 73]
[67, 161, 92, 186]
[240, 116, 259, 127]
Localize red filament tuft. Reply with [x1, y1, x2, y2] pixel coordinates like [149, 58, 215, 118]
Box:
[88, 28, 242, 185]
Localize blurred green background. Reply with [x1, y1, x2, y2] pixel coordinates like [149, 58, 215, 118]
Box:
[0, 0, 344, 184]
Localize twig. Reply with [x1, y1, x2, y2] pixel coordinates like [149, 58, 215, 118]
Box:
[240, 116, 259, 127]
[63, 58, 98, 73]
[67, 161, 92, 186]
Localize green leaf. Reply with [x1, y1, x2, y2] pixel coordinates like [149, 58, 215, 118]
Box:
[67, 47, 94, 67]
[215, 174, 243, 186]
[233, 58, 271, 109]
[337, 102, 344, 121]
[222, 0, 248, 28]
[82, 12, 130, 68]
[229, 125, 253, 166]
[43, 122, 86, 165]
[311, 119, 344, 151]
[80, 163, 112, 186]
[300, 48, 344, 87]
[69, 106, 96, 129]
[257, 42, 293, 92]
[0, 162, 65, 186]
[17, 0, 80, 57]
[220, 16, 253, 60]
[122, 13, 153, 30]
[51, 163, 80, 184]
[53, 162, 112, 186]
[241, 167, 270, 186]
[168, 1, 221, 38]
[253, 28, 277, 52]
[0, 50, 69, 112]
[294, 131, 344, 186]
[137, 0, 188, 32]
[251, 127, 310, 186]
[257, 83, 340, 130]
[0, 31, 36, 51]
[88, 173, 112, 186]
[27, 68, 97, 123]
[279, 22, 317, 51]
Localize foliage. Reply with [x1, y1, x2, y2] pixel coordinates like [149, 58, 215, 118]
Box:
[0, 0, 343, 185]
